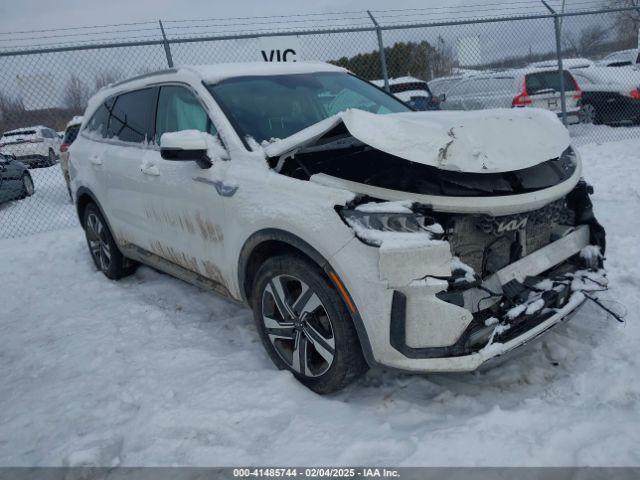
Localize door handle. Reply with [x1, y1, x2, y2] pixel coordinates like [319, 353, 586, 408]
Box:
[141, 164, 160, 176]
[90, 155, 102, 166]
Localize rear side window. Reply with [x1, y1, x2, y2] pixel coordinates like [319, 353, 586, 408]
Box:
[155, 86, 216, 143]
[526, 71, 576, 94]
[108, 88, 156, 143]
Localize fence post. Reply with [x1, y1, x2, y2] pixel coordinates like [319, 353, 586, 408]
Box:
[159, 20, 174, 68]
[542, 0, 567, 126]
[367, 10, 390, 91]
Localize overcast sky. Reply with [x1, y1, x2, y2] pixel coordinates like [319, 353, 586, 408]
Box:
[0, 0, 589, 35]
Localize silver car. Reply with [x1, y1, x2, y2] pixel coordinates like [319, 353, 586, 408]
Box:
[440, 68, 582, 124]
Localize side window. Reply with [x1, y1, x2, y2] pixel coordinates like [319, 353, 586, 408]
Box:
[447, 80, 471, 97]
[85, 97, 114, 138]
[155, 86, 217, 143]
[108, 88, 156, 143]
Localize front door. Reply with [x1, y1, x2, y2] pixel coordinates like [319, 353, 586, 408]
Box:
[137, 84, 230, 291]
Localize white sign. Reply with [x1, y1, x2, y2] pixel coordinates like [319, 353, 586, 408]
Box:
[16, 73, 63, 111]
[456, 36, 482, 67]
[258, 36, 302, 62]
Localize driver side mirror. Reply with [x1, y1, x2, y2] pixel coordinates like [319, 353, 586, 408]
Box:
[439, 93, 446, 102]
[160, 131, 213, 169]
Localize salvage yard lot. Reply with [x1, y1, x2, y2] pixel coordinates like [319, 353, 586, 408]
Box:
[1, 134, 639, 466]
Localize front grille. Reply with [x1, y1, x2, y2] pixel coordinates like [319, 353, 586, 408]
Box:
[446, 199, 574, 276]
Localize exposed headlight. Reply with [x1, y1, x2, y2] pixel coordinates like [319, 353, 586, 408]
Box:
[339, 208, 444, 247]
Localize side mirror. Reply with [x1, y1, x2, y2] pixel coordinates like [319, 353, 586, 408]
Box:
[440, 93, 446, 102]
[160, 131, 212, 169]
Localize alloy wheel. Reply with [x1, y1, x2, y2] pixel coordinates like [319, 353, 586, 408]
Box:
[261, 274, 336, 377]
[579, 104, 596, 124]
[86, 212, 111, 272]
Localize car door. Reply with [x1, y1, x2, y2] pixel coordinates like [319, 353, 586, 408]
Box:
[442, 81, 469, 110]
[137, 84, 229, 288]
[100, 87, 158, 246]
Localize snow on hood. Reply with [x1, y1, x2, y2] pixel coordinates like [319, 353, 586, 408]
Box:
[264, 108, 570, 174]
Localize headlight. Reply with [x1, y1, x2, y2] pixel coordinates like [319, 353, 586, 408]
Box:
[339, 207, 444, 246]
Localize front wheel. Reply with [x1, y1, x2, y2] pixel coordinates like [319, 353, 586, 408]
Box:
[252, 254, 367, 394]
[83, 203, 137, 279]
[21, 173, 34, 197]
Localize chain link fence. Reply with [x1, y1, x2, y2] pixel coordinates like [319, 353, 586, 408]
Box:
[1, 4, 640, 239]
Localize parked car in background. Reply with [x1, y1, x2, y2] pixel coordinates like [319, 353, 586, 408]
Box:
[428, 71, 483, 98]
[60, 116, 83, 199]
[599, 49, 640, 67]
[0, 153, 34, 204]
[440, 68, 582, 124]
[570, 66, 640, 124]
[0, 126, 61, 168]
[371, 76, 440, 110]
[71, 62, 604, 393]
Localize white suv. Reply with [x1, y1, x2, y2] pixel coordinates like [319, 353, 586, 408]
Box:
[70, 62, 606, 393]
[0, 125, 61, 167]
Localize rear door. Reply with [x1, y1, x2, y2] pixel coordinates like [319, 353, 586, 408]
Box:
[101, 87, 158, 245]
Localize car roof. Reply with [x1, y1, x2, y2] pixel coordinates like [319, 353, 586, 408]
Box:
[370, 76, 427, 86]
[66, 116, 84, 128]
[2, 126, 47, 134]
[88, 62, 349, 111]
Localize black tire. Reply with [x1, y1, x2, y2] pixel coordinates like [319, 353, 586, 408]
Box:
[251, 254, 367, 394]
[47, 149, 57, 167]
[83, 203, 137, 279]
[21, 173, 34, 198]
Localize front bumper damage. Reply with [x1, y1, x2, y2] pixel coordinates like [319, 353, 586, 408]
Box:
[381, 225, 603, 372]
[336, 181, 607, 373]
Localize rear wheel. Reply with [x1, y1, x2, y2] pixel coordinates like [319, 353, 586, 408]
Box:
[579, 103, 599, 124]
[83, 203, 137, 279]
[252, 254, 367, 394]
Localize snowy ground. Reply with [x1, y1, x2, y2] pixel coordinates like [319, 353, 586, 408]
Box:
[0, 163, 76, 239]
[1, 137, 639, 467]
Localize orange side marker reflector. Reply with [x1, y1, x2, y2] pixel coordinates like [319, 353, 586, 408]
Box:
[328, 271, 357, 314]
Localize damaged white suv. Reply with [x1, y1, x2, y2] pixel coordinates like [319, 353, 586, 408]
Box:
[70, 62, 606, 393]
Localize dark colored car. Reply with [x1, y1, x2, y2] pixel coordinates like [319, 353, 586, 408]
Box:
[571, 67, 640, 124]
[0, 153, 34, 204]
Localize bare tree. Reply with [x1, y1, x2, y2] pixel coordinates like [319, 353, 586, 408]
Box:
[0, 92, 25, 131]
[608, 0, 640, 43]
[94, 70, 121, 92]
[63, 75, 90, 113]
[564, 24, 610, 56]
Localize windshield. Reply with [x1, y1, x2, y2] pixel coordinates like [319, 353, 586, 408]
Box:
[207, 72, 411, 144]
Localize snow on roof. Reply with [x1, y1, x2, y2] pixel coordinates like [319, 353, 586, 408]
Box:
[183, 62, 347, 83]
[66, 116, 84, 128]
[370, 76, 427, 86]
[528, 58, 595, 70]
[3, 125, 47, 134]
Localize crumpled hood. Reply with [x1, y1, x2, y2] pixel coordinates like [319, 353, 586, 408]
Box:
[264, 108, 570, 174]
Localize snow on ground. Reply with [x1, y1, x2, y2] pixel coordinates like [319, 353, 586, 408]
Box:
[1, 137, 640, 467]
[0, 163, 76, 239]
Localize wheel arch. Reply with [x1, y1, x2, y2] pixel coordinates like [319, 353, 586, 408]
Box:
[238, 228, 376, 367]
[75, 187, 114, 235]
